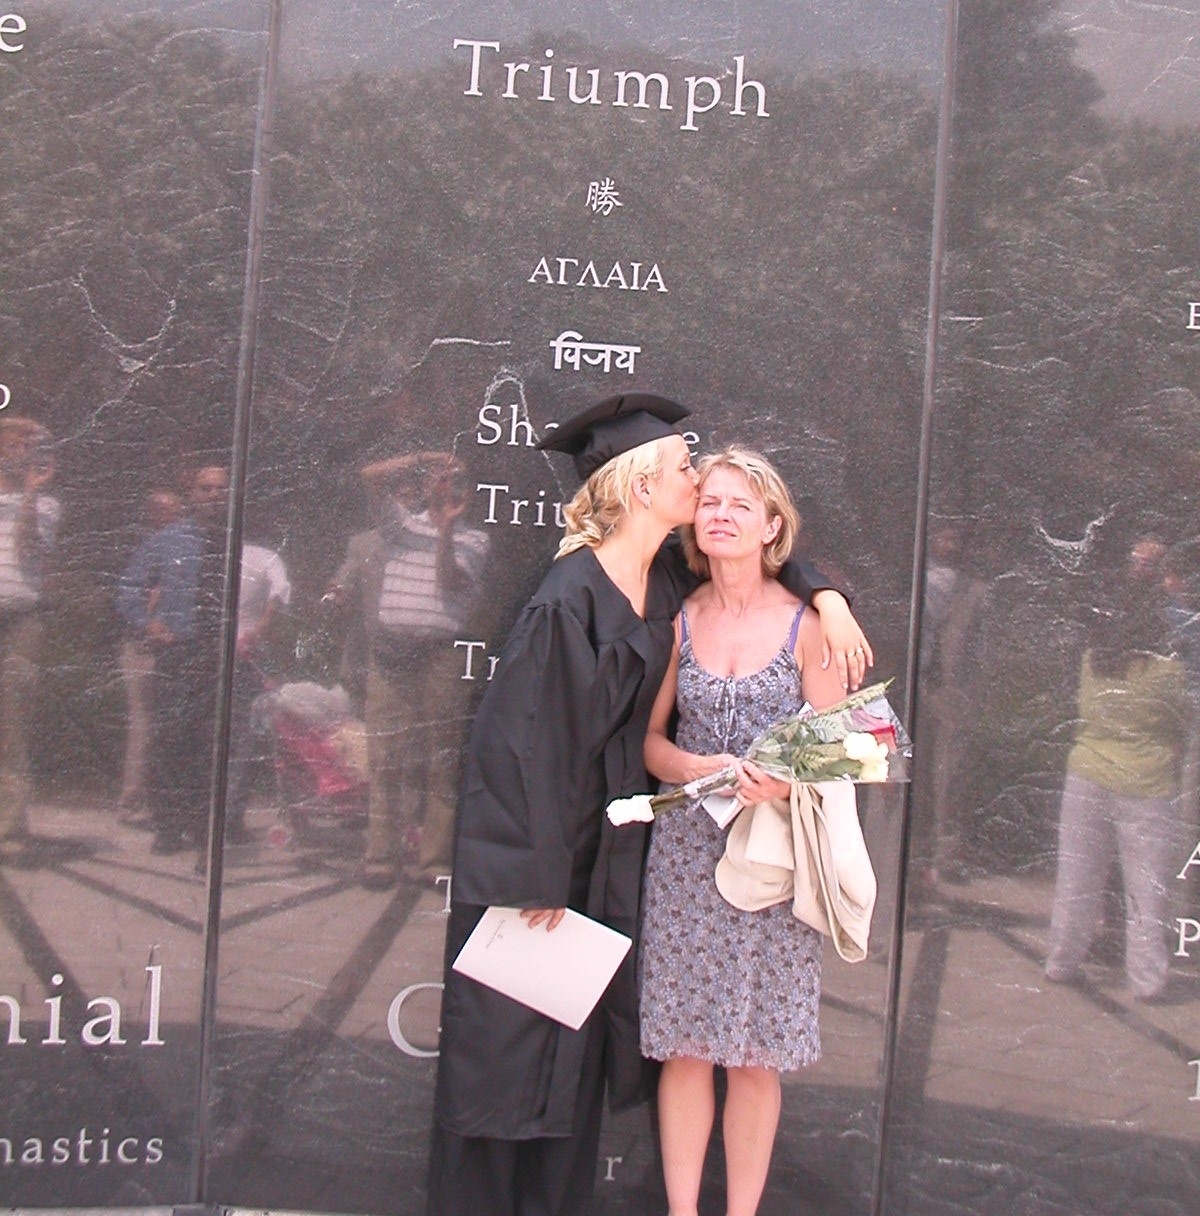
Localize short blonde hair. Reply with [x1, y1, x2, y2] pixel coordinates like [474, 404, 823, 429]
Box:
[682, 446, 800, 578]
[555, 437, 668, 558]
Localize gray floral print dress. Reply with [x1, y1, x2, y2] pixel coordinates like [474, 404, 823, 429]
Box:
[638, 607, 822, 1071]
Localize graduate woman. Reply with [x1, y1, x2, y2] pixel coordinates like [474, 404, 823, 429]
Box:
[427, 393, 870, 1216]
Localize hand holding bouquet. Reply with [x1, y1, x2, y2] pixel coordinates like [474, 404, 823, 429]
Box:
[607, 681, 910, 826]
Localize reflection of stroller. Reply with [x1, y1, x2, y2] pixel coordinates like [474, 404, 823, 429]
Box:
[256, 682, 368, 844]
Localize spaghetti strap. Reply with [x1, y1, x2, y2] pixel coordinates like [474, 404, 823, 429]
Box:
[786, 605, 805, 653]
[679, 605, 691, 646]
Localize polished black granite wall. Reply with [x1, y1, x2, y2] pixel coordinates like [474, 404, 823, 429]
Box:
[0, 2, 1196, 1213]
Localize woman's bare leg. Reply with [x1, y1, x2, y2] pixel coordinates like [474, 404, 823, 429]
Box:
[722, 1065, 781, 1216]
[658, 1056, 716, 1216]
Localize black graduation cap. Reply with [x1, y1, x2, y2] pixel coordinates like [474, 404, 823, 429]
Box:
[536, 392, 691, 479]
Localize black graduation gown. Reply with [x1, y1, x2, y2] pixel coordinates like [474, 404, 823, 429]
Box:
[432, 542, 833, 1140]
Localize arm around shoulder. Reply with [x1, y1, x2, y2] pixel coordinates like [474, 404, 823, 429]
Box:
[796, 607, 851, 711]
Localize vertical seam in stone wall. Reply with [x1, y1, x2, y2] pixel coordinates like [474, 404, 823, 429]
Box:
[190, 0, 285, 1201]
[870, 2, 960, 1212]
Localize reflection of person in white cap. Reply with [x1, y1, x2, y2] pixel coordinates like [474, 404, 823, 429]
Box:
[326, 450, 489, 886]
[0, 418, 58, 860]
[428, 394, 869, 1216]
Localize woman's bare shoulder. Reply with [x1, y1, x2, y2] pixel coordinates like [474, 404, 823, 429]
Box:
[769, 579, 803, 611]
[682, 581, 715, 613]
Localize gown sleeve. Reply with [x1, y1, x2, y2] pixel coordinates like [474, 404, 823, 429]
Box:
[659, 532, 850, 606]
[450, 602, 599, 910]
[778, 555, 849, 604]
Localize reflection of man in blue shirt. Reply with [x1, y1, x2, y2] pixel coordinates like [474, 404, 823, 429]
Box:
[118, 466, 228, 854]
[118, 471, 227, 643]
[115, 489, 181, 816]
[117, 521, 205, 640]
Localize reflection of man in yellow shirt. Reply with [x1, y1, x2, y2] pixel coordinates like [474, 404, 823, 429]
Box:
[1067, 651, 1187, 797]
[1045, 536, 1188, 1001]
[1165, 560, 1200, 848]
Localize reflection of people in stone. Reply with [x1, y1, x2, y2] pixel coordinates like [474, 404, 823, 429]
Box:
[1044, 534, 1188, 1001]
[116, 488, 182, 820]
[326, 451, 488, 887]
[639, 449, 847, 1216]
[0, 418, 59, 861]
[427, 393, 870, 1216]
[1164, 552, 1200, 849]
[225, 539, 291, 843]
[913, 522, 989, 886]
[117, 465, 229, 856]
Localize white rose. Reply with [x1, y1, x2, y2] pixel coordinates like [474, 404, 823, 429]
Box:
[859, 756, 890, 783]
[843, 731, 886, 762]
[606, 795, 656, 826]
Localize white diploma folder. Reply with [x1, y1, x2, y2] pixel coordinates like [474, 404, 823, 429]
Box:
[703, 792, 742, 830]
[451, 905, 632, 1030]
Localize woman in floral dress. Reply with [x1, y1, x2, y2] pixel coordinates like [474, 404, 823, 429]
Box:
[640, 448, 848, 1216]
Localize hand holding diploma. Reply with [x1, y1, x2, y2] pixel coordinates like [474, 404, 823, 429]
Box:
[520, 907, 566, 930]
[452, 906, 632, 1030]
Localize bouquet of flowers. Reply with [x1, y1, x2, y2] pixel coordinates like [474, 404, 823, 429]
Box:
[607, 681, 911, 826]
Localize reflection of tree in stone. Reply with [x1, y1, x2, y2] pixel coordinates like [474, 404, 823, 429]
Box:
[925, 0, 1200, 867]
[939, 0, 1199, 528]
[1, 12, 261, 785]
[8, 6, 1198, 819]
[250, 41, 943, 645]
[1, 9, 257, 552]
[2, 13, 258, 454]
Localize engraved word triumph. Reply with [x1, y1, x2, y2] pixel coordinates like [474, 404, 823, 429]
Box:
[453, 39, 769, 132]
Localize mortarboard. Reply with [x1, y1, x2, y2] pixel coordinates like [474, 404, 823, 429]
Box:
[536, 392, 690, 479]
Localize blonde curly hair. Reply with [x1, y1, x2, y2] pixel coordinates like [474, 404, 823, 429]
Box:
[555, 438, 669, 559]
